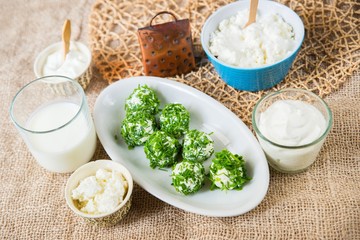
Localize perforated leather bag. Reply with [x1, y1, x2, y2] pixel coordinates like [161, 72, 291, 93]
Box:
[137, 11, 195, 77]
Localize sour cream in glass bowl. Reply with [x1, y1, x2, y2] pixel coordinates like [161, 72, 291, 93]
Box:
[252, 89, 332, 173]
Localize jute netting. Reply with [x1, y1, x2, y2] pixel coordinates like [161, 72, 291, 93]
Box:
[89, 0, 359, 126]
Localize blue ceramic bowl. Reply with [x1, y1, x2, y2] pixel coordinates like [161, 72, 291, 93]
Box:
[201, 0, 305, 91]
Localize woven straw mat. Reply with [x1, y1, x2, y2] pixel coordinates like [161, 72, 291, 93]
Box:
[89, 0, 359, 126]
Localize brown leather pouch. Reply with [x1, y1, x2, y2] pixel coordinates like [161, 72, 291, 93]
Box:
[137, 11, 195, 77]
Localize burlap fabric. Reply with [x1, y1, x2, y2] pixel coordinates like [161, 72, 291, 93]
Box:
[1, 0, 359, 239]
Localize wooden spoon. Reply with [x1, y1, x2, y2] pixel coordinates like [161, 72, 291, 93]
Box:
[243, 0, 259, 28]
[62, 19, 71, 60]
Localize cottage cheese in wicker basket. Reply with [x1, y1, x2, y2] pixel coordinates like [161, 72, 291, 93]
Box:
[209, 10, 296, 68]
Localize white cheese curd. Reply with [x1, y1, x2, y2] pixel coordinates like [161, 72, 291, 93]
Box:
[209, 10, 296, 68]
[71, 176, 102, 202]
[72, 168, 128, 214]
[42, 42, 89, 79]
[257, 100, 327, 172]
[126, 88, 152, 108]
[127, 95, 141, 107]
[203, 136, 214, 156]
[172, 161, 204, 194]
[213, 168, 231, 189]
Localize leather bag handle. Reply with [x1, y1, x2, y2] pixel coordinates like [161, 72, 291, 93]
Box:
[149, 11, 178, 26]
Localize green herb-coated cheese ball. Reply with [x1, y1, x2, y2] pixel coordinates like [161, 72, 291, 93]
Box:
[171, 160, 205, 195]
[120, 112, 157, 149]
[209, 149, 251, 191]
[144, 131, 181, 169]
[160, 103, 190, 138]
[125, 85, 160, 115]
[182, 130, 214, 162]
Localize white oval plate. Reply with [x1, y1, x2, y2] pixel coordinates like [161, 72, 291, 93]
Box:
[93, 76, 269, 217]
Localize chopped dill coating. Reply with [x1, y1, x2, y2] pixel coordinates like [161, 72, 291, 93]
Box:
[120, 112, 157, 149]
[125, 85, 160, 115]
[172, 160, 205, 195]
[209, 149, 251, 191]
[160, 103, 190, 138]
[182, 129, 214, 162]
[144, 131, 181, 169]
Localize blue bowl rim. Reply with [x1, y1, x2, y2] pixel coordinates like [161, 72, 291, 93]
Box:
[200, 0, 305, 71]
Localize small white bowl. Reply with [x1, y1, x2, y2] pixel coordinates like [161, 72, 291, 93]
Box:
[34, 41, 92, 89]
[65, 160, 133, 226]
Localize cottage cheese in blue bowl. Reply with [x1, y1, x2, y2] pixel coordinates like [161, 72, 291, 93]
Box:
[201, 0, 304, 91]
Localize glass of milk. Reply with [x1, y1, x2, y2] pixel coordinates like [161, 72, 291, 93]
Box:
[252, 88, 332, 173]
[10, 76, 97, 173]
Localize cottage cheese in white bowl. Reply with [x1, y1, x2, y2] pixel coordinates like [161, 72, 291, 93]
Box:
[71, 168, 128, 215]
[65, 160, 133, 226]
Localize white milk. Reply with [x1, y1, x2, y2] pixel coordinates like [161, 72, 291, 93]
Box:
[257, 100, 327, 172]
[26, 102, 97, 173]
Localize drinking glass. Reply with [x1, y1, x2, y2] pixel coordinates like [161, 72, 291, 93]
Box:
[252, 88, 332, 173]
[10, 76, 97, 173]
